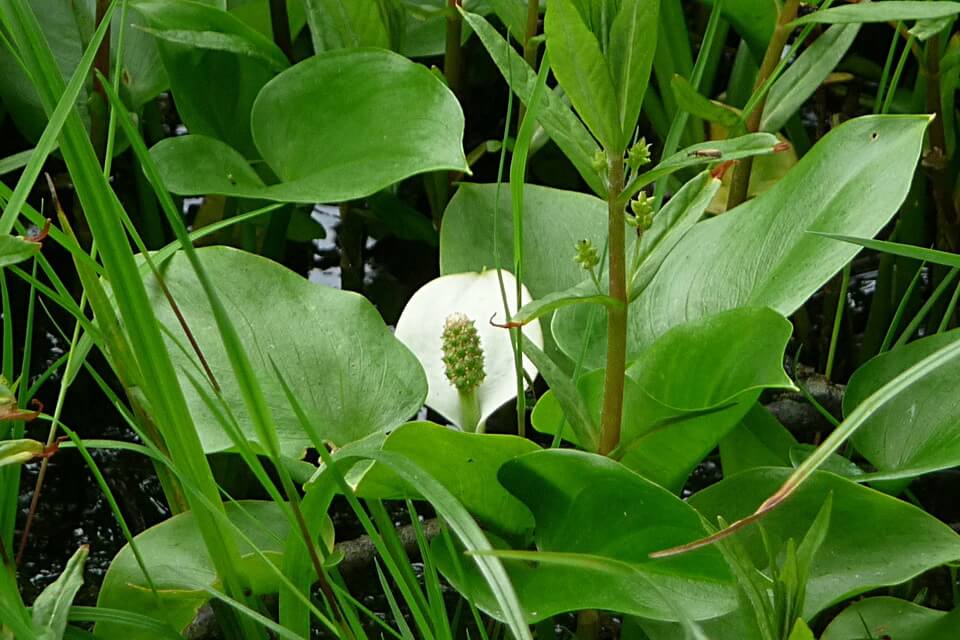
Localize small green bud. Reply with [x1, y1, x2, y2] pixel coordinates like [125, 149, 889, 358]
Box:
[591, 149, 607, 174]
[441, 313, 486, 392]
[627, 137, 652, 170]
[574, 239, 600, 271]
[628, 193, 655, 231]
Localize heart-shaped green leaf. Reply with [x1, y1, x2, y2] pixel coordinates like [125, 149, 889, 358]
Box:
[844, 329, 960, 479]
[96, 501, 327, 640]
[441, 183, 607, 300]
[435, 449, 736, 623]
[135, 0, 288, 158]
[536, 307, 793, 490]
[558, 115, 931, 366]
[250, 48, 467, 201]
[689, 468, 960, 618]
[145, 247, 426, 455]
[821, 597, 960, 640]
[345, 421, 537, 538]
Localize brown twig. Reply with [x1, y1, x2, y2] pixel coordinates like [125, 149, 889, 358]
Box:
[726, 0, 801, 209]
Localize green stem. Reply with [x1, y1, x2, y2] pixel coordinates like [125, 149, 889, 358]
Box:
[517, 0, 540, 125]
[598, 154, 627, 456]
[458, 387, 481, 433]
[269, 0, 293, 61]
[925, 33, 960, 251]
[444, 0, 463, 98]
[726, 0, 800, 210]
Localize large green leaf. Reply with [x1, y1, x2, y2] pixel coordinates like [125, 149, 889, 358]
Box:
[627, 306, 794, 412]
[821, 597, 960, 640]
[463, 10, 605, 195]
[535, 307, 793, 491]
[689, 468, 960, 618]
[544, 0, 621, 149]
[134, 0, 288, 159]
[719, 403, 797, 477]
[344, 421, 537, 538]
[760, 23, 860, 134]
[0, 0, 92, 141]
[96, 501, 326, 640]
[630, 170, 720, 295]
[608, 0, 659, 149]
[435, 449, 736, 623]
[150, 134, 269, 198]
[440, 183, 606, 302]
[144, 247, 426, 455]
[117, 5, 169, 107]
[250, 48, 467, 201]
[302, 0, 396, 52]
[151, 49, 467, 203]
[844, 329, 960, 479]
[558, 115, 931, 364]
[792, 1, 960, 26]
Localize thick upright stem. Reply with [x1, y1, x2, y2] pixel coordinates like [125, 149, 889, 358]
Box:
[726, 0, 800, 210]
[269, 0, 293, 62]
[598, 155, 627, 456]
[517, 0, 540, 125]
[90, 0, 111, 160]
[444, 0, 463, 98]
[925, 34, 959, 251]
[523, 0, 540, 67]
[458, 388, 481, 433]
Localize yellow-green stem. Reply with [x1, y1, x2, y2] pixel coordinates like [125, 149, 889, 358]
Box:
[726, 0, 800, 210]
[459, 387, 481, 433]
[598, 154, 627, 456]
[444, 0, 463, 97]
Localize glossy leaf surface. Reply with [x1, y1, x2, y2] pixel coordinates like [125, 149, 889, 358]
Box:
[97, 501, 327, 640]
[536, 307, 792, 490]
[251, 48, 467, 201]
[346, 421, 537, 538]
[436, 449, 736, 623]
[559, 116, 931, 364]
[145, 247, 426, 455]
[690, 468, 960, 618]
[845, 329, 960, 478]
[821, 597, 960, 640]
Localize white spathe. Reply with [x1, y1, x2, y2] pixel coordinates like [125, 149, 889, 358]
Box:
[395, 270, 543, 430]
